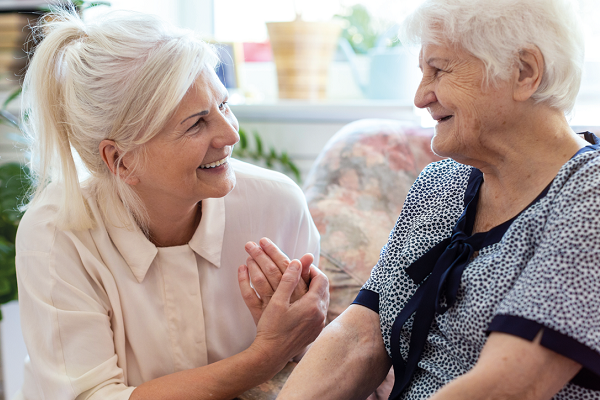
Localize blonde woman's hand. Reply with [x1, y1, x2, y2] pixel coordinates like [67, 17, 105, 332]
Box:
[242, 254, 329, 366]
[238, 238, 314, 325]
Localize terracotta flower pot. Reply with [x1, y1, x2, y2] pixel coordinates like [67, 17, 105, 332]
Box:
[267, 20, 341, 100]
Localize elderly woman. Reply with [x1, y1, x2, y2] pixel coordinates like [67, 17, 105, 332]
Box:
[246, 0, 600, 399]
[15, 9, 328, 400]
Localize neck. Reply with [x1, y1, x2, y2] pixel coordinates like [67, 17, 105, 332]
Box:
[143, 200, 201, 247]
[467, 106, 588, 233]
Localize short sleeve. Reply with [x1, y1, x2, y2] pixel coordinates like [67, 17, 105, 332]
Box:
[16, 205, 135, 400]
[492, 155, 600, 382]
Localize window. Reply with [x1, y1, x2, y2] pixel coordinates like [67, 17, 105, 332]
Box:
[84, 0, 600, 126]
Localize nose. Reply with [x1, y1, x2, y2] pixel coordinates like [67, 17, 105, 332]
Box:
[414, 76, 437, 109]
[213, 111, 240, 149]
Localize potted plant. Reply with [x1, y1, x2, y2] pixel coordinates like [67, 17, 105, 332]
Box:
[266, 2, 342, 100]
[335, 4, 420, 101]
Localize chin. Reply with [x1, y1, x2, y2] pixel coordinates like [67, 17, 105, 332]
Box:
[431, 125, 469, 160]
[431, 133, 452, 158]
[214, 175, 237, 199]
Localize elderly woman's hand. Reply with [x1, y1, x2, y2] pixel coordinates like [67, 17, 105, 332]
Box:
[239, 238, 314, 325]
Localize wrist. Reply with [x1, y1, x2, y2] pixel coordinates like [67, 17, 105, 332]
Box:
[247, 337, 290, 379]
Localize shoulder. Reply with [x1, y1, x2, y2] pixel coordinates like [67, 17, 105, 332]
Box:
[415, 158, 471, 188]
[404, 158, 471, 209]
[17, 183, 63, 254]
[230, 158, 306, 204]
[555, 150, 600, 193]
[17, 183, 100, 254]
[547, 150, 600, 212]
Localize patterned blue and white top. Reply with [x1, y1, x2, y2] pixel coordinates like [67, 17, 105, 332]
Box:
[354, 137, 600, 400]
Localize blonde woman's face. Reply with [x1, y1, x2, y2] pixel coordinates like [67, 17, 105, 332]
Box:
[132, 68, 240, 210]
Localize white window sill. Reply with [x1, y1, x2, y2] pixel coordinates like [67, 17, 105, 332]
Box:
[229, 100, 419, 124]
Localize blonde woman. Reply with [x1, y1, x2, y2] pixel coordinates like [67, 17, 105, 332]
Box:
[15, 9, 328, 400]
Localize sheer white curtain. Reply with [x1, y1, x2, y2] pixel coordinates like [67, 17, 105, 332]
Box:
[84, 0, 215, 37]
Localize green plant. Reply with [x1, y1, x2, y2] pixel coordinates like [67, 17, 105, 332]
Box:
[334, 4, 400, 54]
[70, 1, 112, 10]
[0, 163, 31, 319]
[233, 128, 301, 182]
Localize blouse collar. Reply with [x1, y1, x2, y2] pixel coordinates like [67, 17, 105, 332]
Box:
[106, 197, 226, 283]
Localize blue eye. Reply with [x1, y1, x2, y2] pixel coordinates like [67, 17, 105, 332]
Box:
[219, 101, 229, 111]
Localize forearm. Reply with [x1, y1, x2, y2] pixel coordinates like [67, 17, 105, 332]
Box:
[428, 331, 581, 400]
[278, 305, 391, 400]
[428, 369, 553, 400]
[131, 344, 286, 400]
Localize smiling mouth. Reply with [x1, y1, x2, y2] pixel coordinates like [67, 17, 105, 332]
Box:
[199, 156, 229, 169]
[438, 115, 453, 123]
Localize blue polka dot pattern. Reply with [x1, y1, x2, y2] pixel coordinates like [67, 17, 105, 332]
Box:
[363, 153, 600, 399]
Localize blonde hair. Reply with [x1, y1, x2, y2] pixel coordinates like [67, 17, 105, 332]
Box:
[402, 0, 584, 113]
[22, 9, 218, 232]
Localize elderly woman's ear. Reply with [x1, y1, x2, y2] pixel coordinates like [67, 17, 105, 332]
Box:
[99, 139, 140, 185]
[513, 46, 545, 103]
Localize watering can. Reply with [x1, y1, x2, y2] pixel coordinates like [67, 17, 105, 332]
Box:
[339, 29, 420, 101]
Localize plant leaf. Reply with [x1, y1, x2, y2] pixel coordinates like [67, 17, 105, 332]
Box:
[2, 87, 22, 110]
[238, 128, 248, 149]
[253, 132, 263, 156]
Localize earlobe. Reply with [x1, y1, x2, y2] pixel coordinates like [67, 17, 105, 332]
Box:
[513, 47, 544, 102]
[99, 140, 139, 185]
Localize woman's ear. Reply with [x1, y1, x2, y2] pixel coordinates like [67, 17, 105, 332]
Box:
[513, 46, 544, 102]
[99, 140, 140, 185]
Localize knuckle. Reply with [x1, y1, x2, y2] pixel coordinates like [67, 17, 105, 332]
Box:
[251, 275, 268, 287]
[281, 273, 298, 285]
[242, 291, 258, 303]
[265, 263, 281, 276]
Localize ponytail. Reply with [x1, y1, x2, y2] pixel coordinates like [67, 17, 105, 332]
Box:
[23, 12, 95, 230]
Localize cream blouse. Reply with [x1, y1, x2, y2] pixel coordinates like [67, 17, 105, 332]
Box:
[15, 159, 320, 400]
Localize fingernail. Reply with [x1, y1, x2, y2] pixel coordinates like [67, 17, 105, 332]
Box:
[289, 260, 300, 271]
[245, 242, 256, 251]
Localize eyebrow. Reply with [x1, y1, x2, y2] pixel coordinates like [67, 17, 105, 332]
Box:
[419, 56, 450, 71]
[181, 110, 209, 125]
[426, 57, 449, 64]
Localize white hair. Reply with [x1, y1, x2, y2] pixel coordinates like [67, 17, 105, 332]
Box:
[401, 0, 585, 113]
[22, 9, 219, 232]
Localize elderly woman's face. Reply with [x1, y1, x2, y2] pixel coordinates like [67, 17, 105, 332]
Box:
[131, 68, 239, 207]
[415, 42, 516, 161]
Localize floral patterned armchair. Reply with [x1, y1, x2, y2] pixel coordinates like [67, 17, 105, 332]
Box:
[304, 118, 441, 323]
[302, 118, 441, 400]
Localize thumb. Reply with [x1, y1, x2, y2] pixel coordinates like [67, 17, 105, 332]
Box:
[299, 253, 314, 284]
[271, 259, 302, 304]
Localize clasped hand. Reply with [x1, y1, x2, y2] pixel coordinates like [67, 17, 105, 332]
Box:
[237, 237, 329, 363]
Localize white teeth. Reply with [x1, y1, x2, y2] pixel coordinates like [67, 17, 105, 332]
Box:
[199, 156, 228, 169]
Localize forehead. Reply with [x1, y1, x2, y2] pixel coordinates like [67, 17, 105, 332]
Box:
[420, 42, 457, 60]
[183, 68, 226, 105]
[419, 41, 482, 68]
